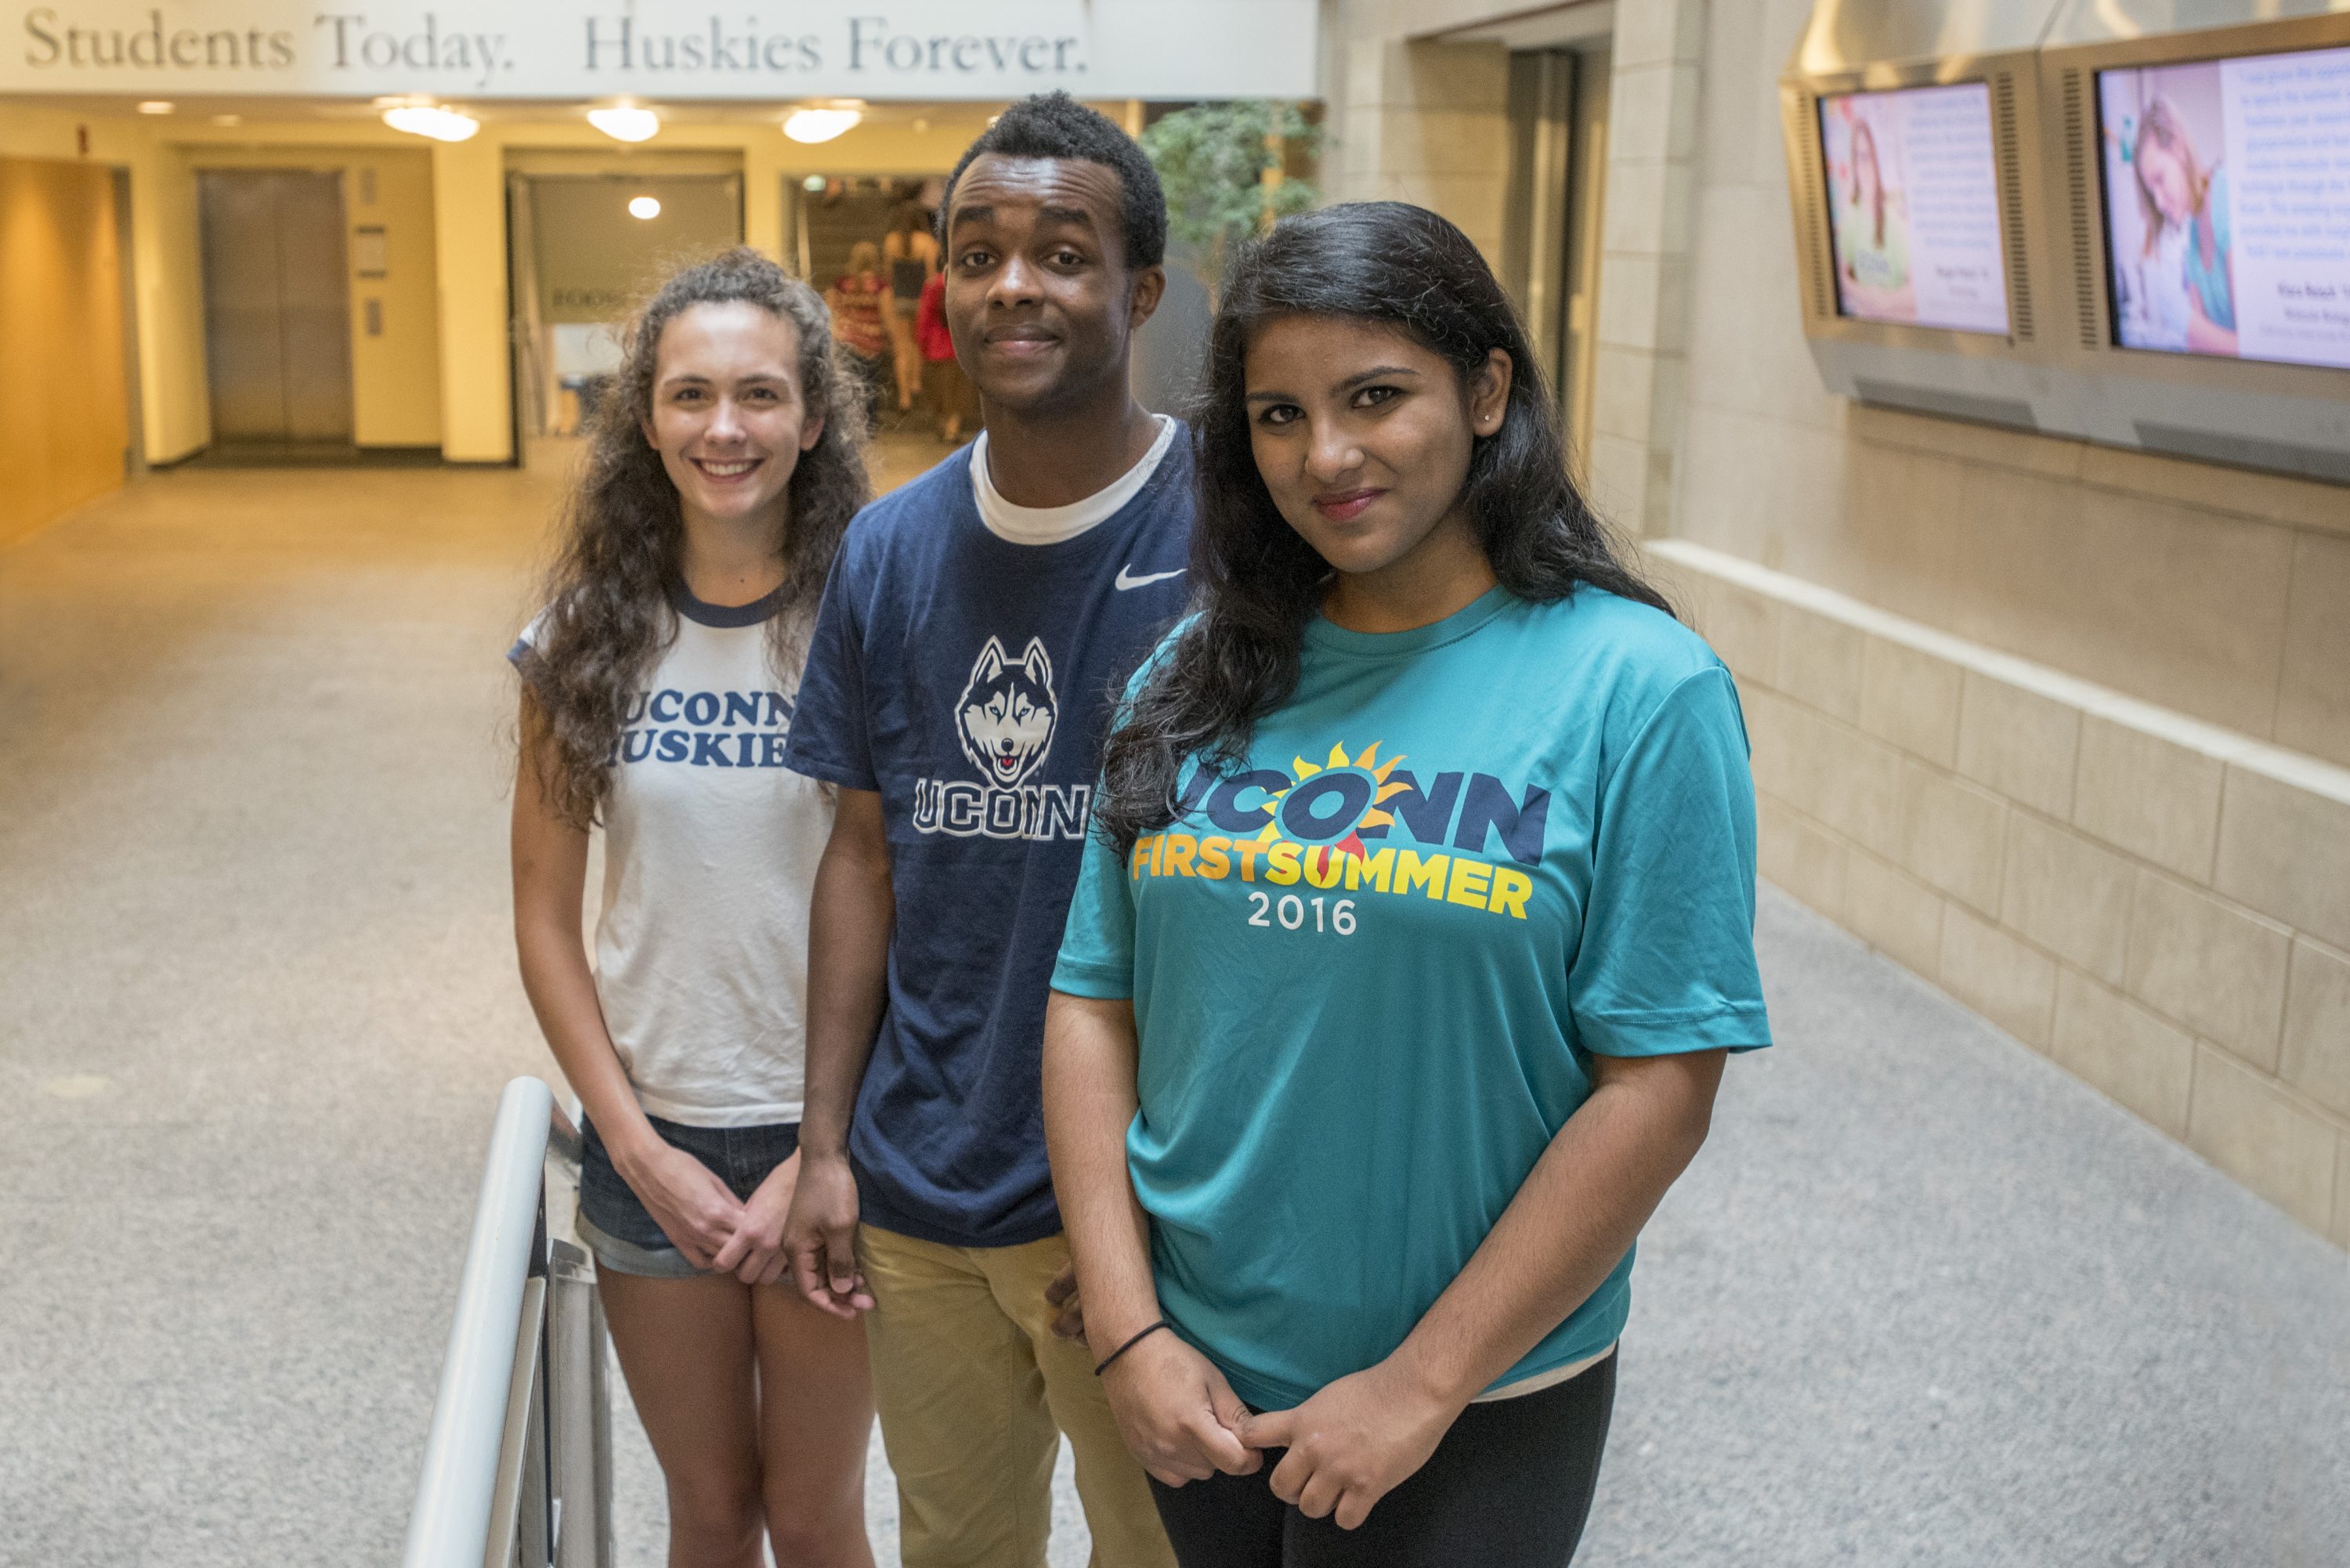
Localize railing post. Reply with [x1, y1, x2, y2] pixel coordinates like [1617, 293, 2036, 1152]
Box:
[401, 1078, 555, 1568]
[480, 1274, 550, 1568]
[546, 1239, 613, 1568]
[405, 1079, 613, 1568]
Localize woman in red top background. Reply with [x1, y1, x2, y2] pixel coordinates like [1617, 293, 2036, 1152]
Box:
[913, 270, 976, 444]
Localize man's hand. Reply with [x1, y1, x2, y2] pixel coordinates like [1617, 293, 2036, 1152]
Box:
[780, 1148, 873, 1317]
[1098, 1328, 1260, 1487]
[1045, 1262, 1086, 1342]
[1238, 1359, 1462, 1530]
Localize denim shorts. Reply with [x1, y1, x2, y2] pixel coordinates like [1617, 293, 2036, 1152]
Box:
[577, 1115, 800, 1279]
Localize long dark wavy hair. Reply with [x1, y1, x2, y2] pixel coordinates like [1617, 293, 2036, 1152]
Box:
[526, 247, 870, 828]
[1094, 201, 1670, 851]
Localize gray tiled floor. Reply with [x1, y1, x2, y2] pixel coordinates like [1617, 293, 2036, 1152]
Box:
[3, 448, 2343, 1567]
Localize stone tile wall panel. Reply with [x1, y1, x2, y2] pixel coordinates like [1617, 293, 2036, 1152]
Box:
[1662, 539, 2350, 1245]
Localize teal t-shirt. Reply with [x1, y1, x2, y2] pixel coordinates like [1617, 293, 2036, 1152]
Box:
[1051, 585, 1771, 1411]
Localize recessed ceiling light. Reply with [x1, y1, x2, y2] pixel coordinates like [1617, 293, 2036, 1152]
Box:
[627, 195, 661, 219]
[588, 105, 659, 143]
[136, 100, 173, 115]
[783, 106, 862, 144]
[383, 104, 480, 142]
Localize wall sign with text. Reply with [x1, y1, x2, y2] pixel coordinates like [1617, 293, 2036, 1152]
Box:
[1817, 82, 2012, 337]
[5, 1, 1318, 99]
[2099, 44, 2350, 371]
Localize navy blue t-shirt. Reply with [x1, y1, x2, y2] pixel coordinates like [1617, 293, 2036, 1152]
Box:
[783, 435, 1195, 1247]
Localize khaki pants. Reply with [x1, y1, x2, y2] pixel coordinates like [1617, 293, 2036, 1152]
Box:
[858, 1224, 1177, 1568]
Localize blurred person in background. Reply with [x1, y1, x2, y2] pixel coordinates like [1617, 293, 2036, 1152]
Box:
[828, 240, 892, 416]
[883, 201, 942, 417]
[914, 269, 976, 444]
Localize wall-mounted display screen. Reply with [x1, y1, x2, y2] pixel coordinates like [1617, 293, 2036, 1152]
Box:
[2099, 45, 2350, 369]
[1817, 83, 2011, 334]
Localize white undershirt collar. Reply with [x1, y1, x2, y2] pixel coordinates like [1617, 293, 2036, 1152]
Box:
[971, 414, 1177, 546]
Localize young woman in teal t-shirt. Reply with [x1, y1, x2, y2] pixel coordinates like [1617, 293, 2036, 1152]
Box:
[1043, 203, 1771, 1566]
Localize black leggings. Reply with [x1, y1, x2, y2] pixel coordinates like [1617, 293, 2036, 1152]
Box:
[1148, 1352, 1615, 1568]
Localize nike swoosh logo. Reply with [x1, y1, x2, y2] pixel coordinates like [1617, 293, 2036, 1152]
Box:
[1115, 565, 1185, 591]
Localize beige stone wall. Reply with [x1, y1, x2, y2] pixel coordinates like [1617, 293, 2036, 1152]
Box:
[1659, 539, 2350, 1246]
[1325, 33, 1512, 259]
[1321, 0, 1712, 537]
[1585, 0, 1705, 537]
[1675, 0, 2350, 773]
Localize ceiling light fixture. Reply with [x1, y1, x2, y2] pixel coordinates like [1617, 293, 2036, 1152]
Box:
[136, 100, 173, 115]
[627, 195, 661, 220]
[382, 103, 480, 143]
[588, 104, 659, 143]
[783, 104, 862, 144]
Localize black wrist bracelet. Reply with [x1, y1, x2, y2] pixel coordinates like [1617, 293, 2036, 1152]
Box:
[1093, 1319, 1172, 1376]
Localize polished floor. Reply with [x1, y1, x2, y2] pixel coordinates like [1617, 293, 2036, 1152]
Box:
[2, 443, 2344, 1567]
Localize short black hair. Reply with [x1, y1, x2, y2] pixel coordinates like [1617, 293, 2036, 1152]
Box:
[939, 92, 1166, 270]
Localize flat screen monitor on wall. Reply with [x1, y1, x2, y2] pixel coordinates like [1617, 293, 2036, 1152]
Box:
[1817, 82, 2012, 335]
[2098, 43, 2350, 370]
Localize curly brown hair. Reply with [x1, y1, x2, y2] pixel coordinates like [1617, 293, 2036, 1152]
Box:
[525, 247, 870, 829]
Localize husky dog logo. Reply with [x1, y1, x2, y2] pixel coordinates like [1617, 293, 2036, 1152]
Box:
[956, 636, 1058, 788]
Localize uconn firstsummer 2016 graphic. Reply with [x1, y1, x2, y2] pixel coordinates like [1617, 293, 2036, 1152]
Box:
[607, 687, 794, 768]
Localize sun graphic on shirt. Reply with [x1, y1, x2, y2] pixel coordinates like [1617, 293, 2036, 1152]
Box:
[1257, 741, 1413, 863]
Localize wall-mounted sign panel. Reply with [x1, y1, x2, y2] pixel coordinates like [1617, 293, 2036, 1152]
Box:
[2098, 42, 2350, 370]
[3, 1, 1320, 100]
[1818, 83, 2012, 334]
[1781, 0, 2350, 487]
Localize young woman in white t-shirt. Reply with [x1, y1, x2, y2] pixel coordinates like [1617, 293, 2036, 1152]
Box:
[511, 248, 877, 1568]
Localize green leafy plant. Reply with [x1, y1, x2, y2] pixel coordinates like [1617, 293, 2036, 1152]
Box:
[1141, 100, 1324, 296]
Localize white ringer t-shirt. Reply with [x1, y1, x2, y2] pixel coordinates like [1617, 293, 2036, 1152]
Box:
[514, 584, 833, 1127]
[970, 414, 1179, 544]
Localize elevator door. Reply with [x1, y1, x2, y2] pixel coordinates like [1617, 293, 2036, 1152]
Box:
[199, 171, 353, 445]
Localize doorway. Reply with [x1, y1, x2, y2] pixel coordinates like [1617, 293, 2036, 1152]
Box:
[793, 173, 945, 426]
[0, 155, 132, 543]
[1502, 45, 1610, 466]
[508, 172, 743, 439]
[794, 174, 939, 287]
[197, 170, 353, 452]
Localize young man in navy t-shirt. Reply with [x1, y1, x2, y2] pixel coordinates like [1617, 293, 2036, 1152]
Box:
[781, 95, 1188, 1567]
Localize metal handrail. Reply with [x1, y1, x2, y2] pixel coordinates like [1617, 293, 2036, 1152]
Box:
[403, 1077, 612, 1568]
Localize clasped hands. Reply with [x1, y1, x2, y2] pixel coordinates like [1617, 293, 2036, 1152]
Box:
[622, 1140, 812, 1287]
[1096, 1326, 1460, 1531]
